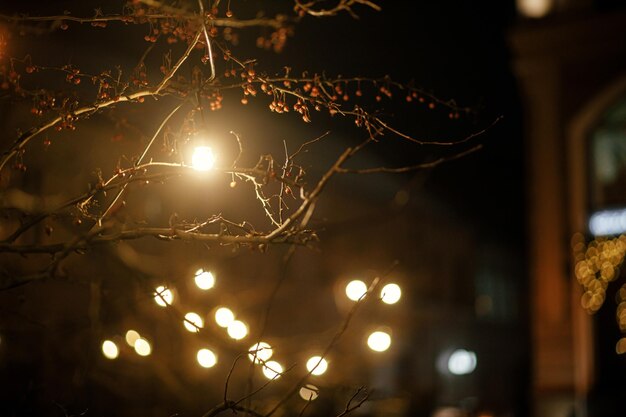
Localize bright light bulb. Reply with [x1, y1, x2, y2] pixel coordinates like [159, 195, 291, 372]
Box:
[447, 349, 477, 375]
[192, 146, 216, 171]
[248, 342, 273, 363]
[345, 280, 367, 301]
[154, 285, 174, 307]
[299, 384, 319, 401]
[262, 361, 283, 379]
[367, 331, 391, 352]
[227, 320, 248, 340]
[102, 340, 119, 359]
[125, 330, 140, 347]
[516, 0, 552, 18]
[184, 312, 204, 333]
[380, 283, 401, 304]
[215, 307, 235, 328]
[134, 338, 151, 356]
[306, 356, 328, 376]
[197, 348, 217, 368]
[194, 268, 215, 290]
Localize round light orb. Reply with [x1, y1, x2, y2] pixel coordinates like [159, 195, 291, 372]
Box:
[134, 338, 151, 356]
[125, 330, 140, 347]
[248, 342, 273, 363]
[380, 283, 402, 304]
[154, 285, 174, 307]
[184, 312, 204, 333]
[192, 146, 216, 171]
[194, 268, 215, 290]
[447, 349, 477, 375]
[306, 356, 328, 376]
[197, 348, 217, 368]
[102, 340, 119, 359]
[345, 280, 368, 301]
[262, 361, 283, 379]
[367, 331, 391, 352]
[516, 0, 552, 18]
[214, 307, 235, 328]
[299, 384, 319, 401]
[227, 320, 248, 340]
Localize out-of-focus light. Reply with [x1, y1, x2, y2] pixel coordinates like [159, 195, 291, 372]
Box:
[447, 349, 477, 375]
[194, 268, 215, 290]
[227, 320, 248, 340]
[215, 307, 235, 328]
[616, 337, 626, 354]
[380, 283, 401, 304]
[345, 280, 367, 301]
[299, 384, 319, 401]
[154, 285, 174, 307]
[248, 342, 273, 363]
[184, 312, 204, 333]
[134, 338, 152, 356]
[262, 361, 283, 379]
[589, 209, 626, 236]
[192, 146, 216, 171]
[367, 331, 391, 352]
[306, 356, 328, 376]
[516, 0, 552, 18]
[102, 340, 119, 359]
[125, 330, 140, 347]
[197, 348, 217, 368]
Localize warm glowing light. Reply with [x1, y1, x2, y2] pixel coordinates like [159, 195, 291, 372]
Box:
[192, 146, 216, 171]
[380, 283, 402, 304]
[367, 331, 391, 352]
[345, 280, 367, 301]
[299, 384, 319, 401]
[134, 338, 152, 356]
[262, 361, 283, 379]
[184, 312, 204, 333]
[154, 285, 174, 307]
[102, 340, 119, 359]
[447, 349, 477, 375]
[125, 330, 140, 347]
[197, 348, 217, 368]
[516, 0, 552, 18]
[215, 307, 235, 328]
[194, 268, 215, 290]
[227, 320, 248, 340]
[306, 356, 328, 376]
[248, 342, 273, 363]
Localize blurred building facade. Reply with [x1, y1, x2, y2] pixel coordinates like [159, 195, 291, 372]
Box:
[510, 1, 626, 416]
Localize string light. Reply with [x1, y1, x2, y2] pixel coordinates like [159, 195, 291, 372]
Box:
[194, 268, 215, 290]
[262, 361, 283, 379]
[367, 331, 391, 352]
[306, 356, 328, 376]
[380, 283, 401, 304]
[102, 340, 119, 359]
[184, 312, 204, 333]
[214, 307, 235, 328]
[134, 338, 152, 356]
[248, 342, 273, 363]
[125, 330, 140, 347]
[227, 320, 248, 340]
[154, 285, 174, 307]
[447, 349, 477, 375]
[299, 384, 319, 401]
[345, 280, 367, 301]
[197, 348, 217, 368]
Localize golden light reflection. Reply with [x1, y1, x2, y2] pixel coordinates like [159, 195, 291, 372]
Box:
[227, 320, 248, 340]
[516, 0, 552, 18]
[248, 342, 273, 363]
[305, 356, 328, 376]
[184, 312, 204, 333]
[125, 329, 140, 347]
[345, 280, 367, 301]
[367, 331, 391, 352]
[191, 146, 216, 171]
[194, 268, 215, 290]
[299, 384, 319, 401]
[262, 360, 283, 379]
[102, 340, 119, 359]
[134, 338, 151, 356]
[215, 307, 235, 328]
[380, 283, 401, 304]
[197, 348, 218, 368]
[154, 285, 174, 307]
